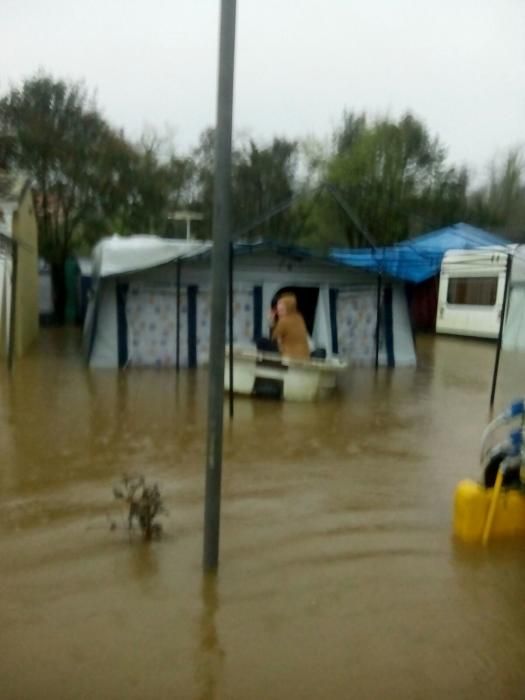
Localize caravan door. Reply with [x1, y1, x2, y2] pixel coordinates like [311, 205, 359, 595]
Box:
[436, 249, 508, 339]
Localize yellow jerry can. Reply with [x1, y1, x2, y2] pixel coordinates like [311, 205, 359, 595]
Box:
[453, 479, 525, 543]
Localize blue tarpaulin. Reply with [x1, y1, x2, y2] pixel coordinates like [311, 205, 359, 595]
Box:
[330, 223, 509, 283]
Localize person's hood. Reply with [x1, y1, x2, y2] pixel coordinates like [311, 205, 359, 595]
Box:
[279, 294, 298, 313]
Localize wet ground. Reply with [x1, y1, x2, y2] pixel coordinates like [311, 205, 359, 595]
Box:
[1, 329, 525, 699]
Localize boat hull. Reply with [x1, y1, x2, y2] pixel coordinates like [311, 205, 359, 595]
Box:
[224, 348, 347, 401]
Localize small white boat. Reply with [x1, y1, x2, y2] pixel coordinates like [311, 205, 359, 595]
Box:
[224, 346, 347, 401]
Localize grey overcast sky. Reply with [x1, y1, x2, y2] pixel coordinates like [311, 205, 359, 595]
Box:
[3, 0, 524, 176]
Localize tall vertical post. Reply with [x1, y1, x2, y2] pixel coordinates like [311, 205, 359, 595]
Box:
[8, 240, 18, 372]
[203, 0, 237, 572]
[375, 273, 382, 370]
[228, 241, 234, 419]
[176, 258, 181, 372]
[490, 252, 512, 408]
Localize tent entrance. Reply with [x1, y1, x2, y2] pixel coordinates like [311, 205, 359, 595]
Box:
[272, 286, 319, 335]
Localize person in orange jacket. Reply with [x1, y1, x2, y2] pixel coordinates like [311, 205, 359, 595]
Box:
[270, 293, 310, 360]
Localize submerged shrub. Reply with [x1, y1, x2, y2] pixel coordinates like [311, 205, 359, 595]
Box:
[113, 475, 165, 540]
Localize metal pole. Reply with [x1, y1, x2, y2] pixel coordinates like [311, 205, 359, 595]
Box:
[228, 241, 234, 419]
[375, 273, 382, 370]
[176, 258, 181, 372]
[203, 0, 237, 572]
[8, 240, 18, 372]
[490, 252, 512, 407]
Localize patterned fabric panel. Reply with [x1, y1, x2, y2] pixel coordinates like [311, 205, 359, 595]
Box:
[126, 286, 188, 367]
[197, 289, 211, 364]
[197, 286, 254, 365]
[230, 287, 254, 346]
[336, 289, 379, 366]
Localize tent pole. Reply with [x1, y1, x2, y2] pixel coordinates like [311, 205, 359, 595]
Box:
[228, 241, 234, 419]
[176, 258, 181, 372]
[375, 273, 382, 370]
[8, 240, 18, 372]
[203, 0, 237, 573]
[490, 252, 512, 408]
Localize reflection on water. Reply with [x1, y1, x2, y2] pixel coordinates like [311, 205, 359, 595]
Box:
[1, 329, 525, 698]
[196, 574, 224, 700]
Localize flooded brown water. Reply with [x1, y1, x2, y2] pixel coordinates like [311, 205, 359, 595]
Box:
[2, 329, 525, 699]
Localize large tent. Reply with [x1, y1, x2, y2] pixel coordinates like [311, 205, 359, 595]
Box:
[84, 235, 417, 369]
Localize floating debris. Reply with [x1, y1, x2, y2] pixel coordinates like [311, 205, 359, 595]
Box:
[113, 474, 166, 540]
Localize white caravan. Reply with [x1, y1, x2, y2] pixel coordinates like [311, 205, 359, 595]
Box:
[436, 247, 509, 339]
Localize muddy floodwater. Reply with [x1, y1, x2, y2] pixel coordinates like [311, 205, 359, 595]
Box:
[2, 329, 525, 699]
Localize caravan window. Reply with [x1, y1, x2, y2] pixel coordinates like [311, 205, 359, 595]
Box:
[447, 277, 498, 306]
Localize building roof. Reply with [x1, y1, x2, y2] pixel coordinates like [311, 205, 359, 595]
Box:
[330, 223, 510, 283]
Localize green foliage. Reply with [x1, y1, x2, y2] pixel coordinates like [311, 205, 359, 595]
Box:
[232, 137, 298, 240]
[0, 74, 191, 258]
[187, 130, 298, 241]
[0, 74, 109, 261]
[468, 148, 525, 239]
[2, 71, 523, 274]
[302, 112, 469, 247]
[185, 128, 215, 239]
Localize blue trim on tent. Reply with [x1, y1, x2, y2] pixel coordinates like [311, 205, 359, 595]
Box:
[329, 288, 339, 354]
[253, 285, 263, 341]
[116, 283, 129, 368]
[187, 285, 198, 368]
[383, 286, 395, 368]
[330, 223, 509, 283]
[185, 239, 335, 266]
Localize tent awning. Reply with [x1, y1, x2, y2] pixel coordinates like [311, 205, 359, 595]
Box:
[92, 236, 356, 279]
[330, 223, 510, 283]
[93, 235, 213, 278]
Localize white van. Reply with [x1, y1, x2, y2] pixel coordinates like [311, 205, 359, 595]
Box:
[436, 247, 509, 339]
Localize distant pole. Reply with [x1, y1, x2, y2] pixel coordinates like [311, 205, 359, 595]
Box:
[489, 252, 512, 408]
[203, 0, 237, 572]
[176, 258, 181, 372]
[7, 240, 18, 372]
[168, 211, 204, 240]
[228, 241, 234, 419]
